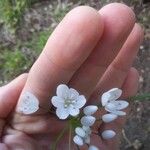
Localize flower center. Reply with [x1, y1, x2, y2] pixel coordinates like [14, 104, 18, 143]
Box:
[64, 98, 76, 108]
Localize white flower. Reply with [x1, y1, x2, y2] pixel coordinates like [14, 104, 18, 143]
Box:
[83, 105, 98, 116]
[73, 135, 84, 146]
[101, 88, 122, 106]
[88, 145, 99, 150]
[74, 126, 91, 146]
[75, 127, 86, 138]
[101, 88, 129, 116]
[17, 92, 39, 115]
[51, 84, 86, 119]
[81, 116, 96, 127]
[101, 130, 116, 139]
[102, 113, 118, 123]
[82, 126, 91, 144]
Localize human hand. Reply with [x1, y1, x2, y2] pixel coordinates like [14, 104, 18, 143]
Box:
[0, 3, 143, 150]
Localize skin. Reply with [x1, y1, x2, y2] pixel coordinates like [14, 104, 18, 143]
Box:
[0, 3, 143, 150]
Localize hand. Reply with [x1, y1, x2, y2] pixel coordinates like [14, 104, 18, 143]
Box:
[0, 3, 143, 150]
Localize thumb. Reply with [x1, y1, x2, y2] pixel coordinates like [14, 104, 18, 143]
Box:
[0, 74, 27, 118]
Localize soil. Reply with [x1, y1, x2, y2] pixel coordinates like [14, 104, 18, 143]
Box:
[0, 0, 149, 149]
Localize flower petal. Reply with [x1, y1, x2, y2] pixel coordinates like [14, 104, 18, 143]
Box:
[101, 88, 122, 106]
[68, 105, 79, 116]
[81, 116, 96, 127]
[83, 105, 98, 115]
[105, 107, 126, 116]
[102, 113, 118, 123]
[110, 110, 126, 116]
[17, 92, 39, 115]
[69, 88, 79, 99]
[88, 145, 99, 150]
[83, 126, 91, 135]
[75, 127, 86, 138]
[112, 100, 129, 110]
[105, 102, 116, 111]
[75, 95, 86, 109]
[101, 130, 116, 139]
[108, 88, 122, 100]
[51, 96, 64, 108]
[84, 136, 90, 144]
[73, 135, 84, 146]
[56, 107, 69, 119]
[56, 84, 69, 99]
[101, 92, 111, 106]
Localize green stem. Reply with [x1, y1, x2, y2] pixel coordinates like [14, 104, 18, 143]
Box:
[130, 93, 150, 101]
[69, 123, 72, 150]
[86, 143, 90, 148]
[76, 145, 80, 150]
[51, 125, 68, 150]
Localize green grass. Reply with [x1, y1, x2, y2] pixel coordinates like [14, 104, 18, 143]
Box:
[0, 49, 31, 80]
[0, 29, 52, 81]
[0, 0, 149, 83]
[50, 1, 73, 24]
[0, 0, 28, 32]
[0, 0, 40, 33]
[26, 29, 52, 55]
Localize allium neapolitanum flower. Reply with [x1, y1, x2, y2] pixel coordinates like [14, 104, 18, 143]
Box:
[88, 145, 99, 150]
[101, 130, 116, 139]
[51, 85, 130, 148]
[51, 84, 86, 119]
[101, 88, 129, 116]
[81, 105, 98, 127]
[73, 126, 92, 146]
[73, 105, 98, 147]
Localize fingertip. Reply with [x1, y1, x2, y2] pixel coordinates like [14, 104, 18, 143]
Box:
[43, 5, 104, 71]
[133, 23, 144, 44]
[100, 2, 135, 21]
[66, 6, 104, 44]
[130, 67, 139, 77]
[99, 3, 136, 39]
[0, 74, 27, 118]
[17, 73, 28, 80]
[122, 67, 139, 98]
[67, 5, 104, 33]
[2, 73, 28, 90]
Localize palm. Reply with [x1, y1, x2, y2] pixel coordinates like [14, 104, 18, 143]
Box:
[2, 96, 125, 150]
[0, 3, 143, 150]
[1, 79, 137, 150]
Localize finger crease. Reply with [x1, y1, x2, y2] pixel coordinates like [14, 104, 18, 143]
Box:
[43, 51, 76, 72]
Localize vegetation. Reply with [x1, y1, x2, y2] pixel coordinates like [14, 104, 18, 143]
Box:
[0, 0, 30, 32]
[0, 0, 149, 83]
[0, 49, 31, 79]
[0, 29, 53, 81]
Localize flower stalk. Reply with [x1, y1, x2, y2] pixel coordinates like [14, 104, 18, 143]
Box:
[130, 93, 150, 101]
[50, 84, 150, 150]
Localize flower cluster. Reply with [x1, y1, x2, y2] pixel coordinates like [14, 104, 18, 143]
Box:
[73, 105, 98, 148]
[51, 84, 129, 149]
[101, 88, 129, 139]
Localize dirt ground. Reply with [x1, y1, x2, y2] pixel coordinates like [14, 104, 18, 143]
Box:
[0, 0, 149, 149]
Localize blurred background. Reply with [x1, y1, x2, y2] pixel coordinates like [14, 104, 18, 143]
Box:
[0, 0, 149, 149]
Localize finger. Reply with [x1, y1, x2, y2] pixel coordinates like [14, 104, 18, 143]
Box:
[0, 144, 8, 150]
[69, 3, 135, 97]
[97, 68, 139, 150]
[121, 68, 140, 98]
[11, 113, 66, 134]
[16, 6, 103, 112]
[0, 74, 27, 139]
[90, 23, 143, 102]
[0, 74, 27, 118]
